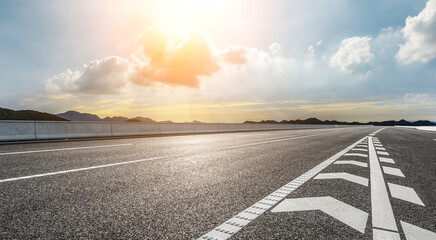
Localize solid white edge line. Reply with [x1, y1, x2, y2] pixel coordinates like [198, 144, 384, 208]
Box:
[0, 143, 133, 156]
[198, 136, 368, 240]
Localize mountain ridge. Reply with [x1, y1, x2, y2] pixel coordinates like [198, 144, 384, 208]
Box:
[0, 107, 68, 121]
[244, 118, 436, 126]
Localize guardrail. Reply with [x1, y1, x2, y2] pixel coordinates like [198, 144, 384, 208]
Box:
[0, 120, 357, 141]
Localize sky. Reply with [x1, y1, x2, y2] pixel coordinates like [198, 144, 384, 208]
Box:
[1, 0, 436, 122]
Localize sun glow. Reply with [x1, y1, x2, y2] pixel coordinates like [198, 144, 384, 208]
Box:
[153, 0, 231, 31]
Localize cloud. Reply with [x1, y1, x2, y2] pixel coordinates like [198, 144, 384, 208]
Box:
[46, 28, 244, 93]
[45, 56, 130, 94]
[268, 42, 282, 55]
[330, 36, 373, 74]
[403, 93, 434, 103]
[308, 40, 322, 57]
[219, 46, 247, 65]
[396, 0, 436, 63]
[133, 28, 221, 87]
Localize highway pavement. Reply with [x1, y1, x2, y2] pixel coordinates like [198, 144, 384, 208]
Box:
[0, 127, 435, 239]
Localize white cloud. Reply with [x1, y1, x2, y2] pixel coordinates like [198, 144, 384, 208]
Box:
[403, 93, 434, 103]
[45, 56, 130, 94]
[268, 42, 282, 55]
[308, 40, 322, 57]
[396, 0, 436, 63]
[219, 46, 247, 65]
[330, 36, 373, 74]
[45, 68, 81, 93]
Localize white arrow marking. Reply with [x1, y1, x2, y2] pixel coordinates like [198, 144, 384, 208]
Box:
[379, 157, 395, 164]
[382, 166, 405, 177]
[314, 172, 368, 186]
[334, 160, 368, 168]
[351, 148, 368, 152]
[388, 183, 424, 206]
[344, 153, 368, 157]
[198, 136, 369, 240]
[271, 196, 368, 233]
[401, 221, 436, 240]
[377, 151, 389, 156]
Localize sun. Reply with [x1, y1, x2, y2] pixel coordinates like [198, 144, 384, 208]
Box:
[153, 0, 230, 31]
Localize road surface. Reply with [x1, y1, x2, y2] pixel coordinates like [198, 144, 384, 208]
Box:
[1, 127, 435, 239]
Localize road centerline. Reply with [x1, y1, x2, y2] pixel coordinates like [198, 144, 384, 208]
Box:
[368, 137, 400, 238]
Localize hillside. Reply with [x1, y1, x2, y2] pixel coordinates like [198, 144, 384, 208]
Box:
[245, 118, 436, 126]
[244, 118, 364, 125]
[367, 119, 436, 126]
[0, 107, 68, 121]
[102, 116, 129, 122]
[57, 111, 101, 121]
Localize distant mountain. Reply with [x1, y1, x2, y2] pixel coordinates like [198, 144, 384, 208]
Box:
[57, 111, 101, 121]
[159, 120, 174, 123]
[0, 107, 68, 121]
[102, 116, 129, 122]
[125, 116, 156, 123]
[368, 119, 436, 126]
[245, 117, 436, 126]
[125, 118, 143, 122]
[245, 118, 365, 125]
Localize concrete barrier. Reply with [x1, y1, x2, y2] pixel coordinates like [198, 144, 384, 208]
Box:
[112, 122, 160, 136]
[0, 121, 36, 141]
[160, 123, 195, 134]
[194, 123, 221, 133]
[0, 120, 366, 141]
[35, 121, 112, 139]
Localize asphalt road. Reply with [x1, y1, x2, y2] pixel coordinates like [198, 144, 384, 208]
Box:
[0, 127, 435, 239]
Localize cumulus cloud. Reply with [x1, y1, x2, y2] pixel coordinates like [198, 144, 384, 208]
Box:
[133, 28, 220, 87]
[46, 28, 254, 94]
[219, 46, 247, 65]
[396, 0, 436, 63]
[45, 56, 130, 94]
[330, 36, 373, 74]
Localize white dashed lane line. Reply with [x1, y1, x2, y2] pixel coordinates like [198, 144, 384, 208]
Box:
[0, 143, 133, 156]
[0, 132, 341, 183]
